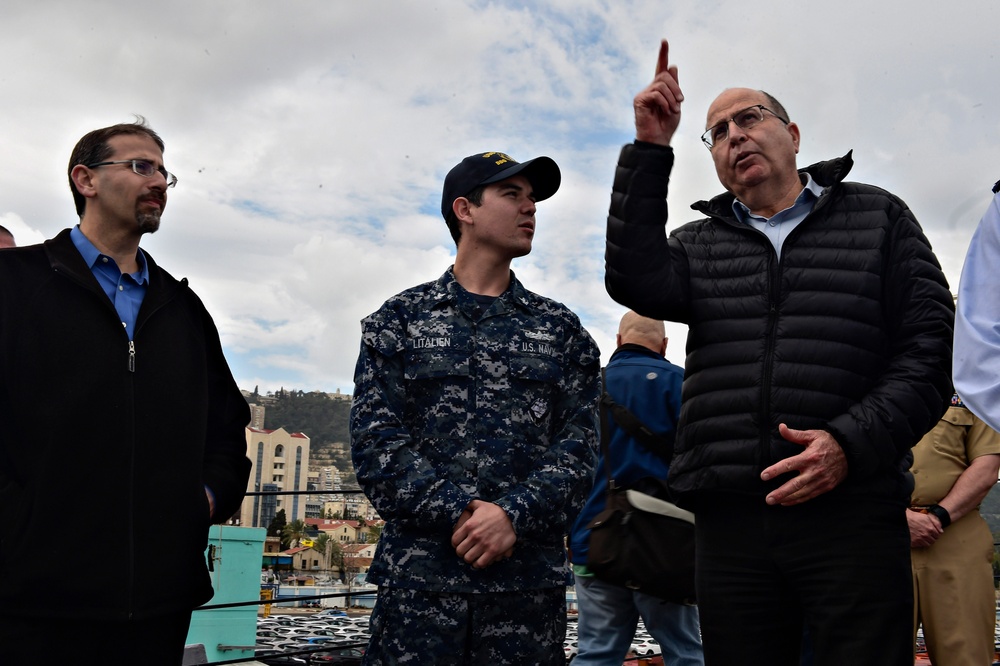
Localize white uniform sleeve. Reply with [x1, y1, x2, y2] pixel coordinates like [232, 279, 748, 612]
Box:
[954, 190, 1000, 431]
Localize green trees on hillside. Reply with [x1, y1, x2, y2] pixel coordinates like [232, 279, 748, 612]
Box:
[255, 390, 350, 445]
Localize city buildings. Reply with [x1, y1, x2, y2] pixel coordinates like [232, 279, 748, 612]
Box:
[241, 426, 311, 528]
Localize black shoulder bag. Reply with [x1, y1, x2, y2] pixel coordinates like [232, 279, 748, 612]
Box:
[585, 374, 697, 604]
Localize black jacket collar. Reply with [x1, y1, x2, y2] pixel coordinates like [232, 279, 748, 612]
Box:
[609, 342, 663, 363]
[693, 150, 855, 220]
[42, 228, 184, 320]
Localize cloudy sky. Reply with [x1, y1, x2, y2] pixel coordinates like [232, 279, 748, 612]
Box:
[2, 0, 997, 396]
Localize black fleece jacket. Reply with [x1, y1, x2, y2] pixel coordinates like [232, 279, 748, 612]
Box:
[0, 229, 251, 620]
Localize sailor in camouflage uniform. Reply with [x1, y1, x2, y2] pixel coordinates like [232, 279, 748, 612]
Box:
[351, 151, 600, 665]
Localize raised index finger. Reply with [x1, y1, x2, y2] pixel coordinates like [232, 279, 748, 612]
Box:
[655, 39, 670, 76]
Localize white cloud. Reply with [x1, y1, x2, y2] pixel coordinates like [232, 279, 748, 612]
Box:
[2, 0, 997, 392]
[0, 212, 47, 248]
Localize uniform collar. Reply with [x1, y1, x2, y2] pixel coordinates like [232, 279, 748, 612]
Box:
[435, 266, 535, 315]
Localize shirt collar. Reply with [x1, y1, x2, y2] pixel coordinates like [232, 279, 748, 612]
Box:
[732, 172, 825, 223]
[70, 225, 149, 283]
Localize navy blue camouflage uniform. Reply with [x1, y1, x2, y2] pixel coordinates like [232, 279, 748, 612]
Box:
[351, 267, 600, 663]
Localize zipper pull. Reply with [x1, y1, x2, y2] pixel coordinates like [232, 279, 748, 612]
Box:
[128, 340, 136, 373]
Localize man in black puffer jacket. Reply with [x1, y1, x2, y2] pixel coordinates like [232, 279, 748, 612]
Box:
[605, 41, 954, 666]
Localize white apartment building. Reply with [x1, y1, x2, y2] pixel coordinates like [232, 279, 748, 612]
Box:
[241, 426, 311, 528]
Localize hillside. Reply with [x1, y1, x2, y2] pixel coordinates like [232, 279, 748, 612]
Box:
[246, 389, 356, 486]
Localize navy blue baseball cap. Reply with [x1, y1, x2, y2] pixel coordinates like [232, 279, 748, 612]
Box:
[441, 151, 561, 220]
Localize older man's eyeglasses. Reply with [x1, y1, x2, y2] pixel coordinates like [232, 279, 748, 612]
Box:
[86, 159, 178, 188]
[701, 105, 788, 150]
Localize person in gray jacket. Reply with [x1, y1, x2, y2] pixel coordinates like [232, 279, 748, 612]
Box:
[605, 40, 954, 666]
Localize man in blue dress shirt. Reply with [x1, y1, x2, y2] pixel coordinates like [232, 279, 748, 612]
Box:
[0, 119, 250, 666]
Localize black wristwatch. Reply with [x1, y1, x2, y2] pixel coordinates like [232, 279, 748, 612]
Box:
[927, 504, 952, 528]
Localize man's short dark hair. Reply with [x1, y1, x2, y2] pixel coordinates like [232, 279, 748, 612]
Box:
[68, 117, 165, 217]
[760, 91, 790, 123]
[444, 185, 485, 245]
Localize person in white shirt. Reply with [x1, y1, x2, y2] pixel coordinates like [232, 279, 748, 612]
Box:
[953, 180, 1000, 432]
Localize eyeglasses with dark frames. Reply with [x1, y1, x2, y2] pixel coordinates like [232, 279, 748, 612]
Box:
[86, 159, 178, 188]
[701, 105, 789, 150]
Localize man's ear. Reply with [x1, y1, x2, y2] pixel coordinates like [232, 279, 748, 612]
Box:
[787, 122, 801, 154]
[70, 164, 98, 200]
[453, 197, 474, 224]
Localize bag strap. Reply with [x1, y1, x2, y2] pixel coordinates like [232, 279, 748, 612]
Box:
[601, 393, 676, 459]
[599, 367, 677, 492]
[599, 374, 615, 492]
[600, 369, 676, 459]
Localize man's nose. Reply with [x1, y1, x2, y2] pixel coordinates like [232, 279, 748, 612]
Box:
[727, 120, 750, 143]
[149, 172, 169, 190]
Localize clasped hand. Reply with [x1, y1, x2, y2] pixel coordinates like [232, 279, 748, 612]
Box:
[906, 509, 944, 548]
[451, 499, 516, 569]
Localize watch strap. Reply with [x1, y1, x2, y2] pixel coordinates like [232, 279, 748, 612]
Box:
[927, 504, 951, 528]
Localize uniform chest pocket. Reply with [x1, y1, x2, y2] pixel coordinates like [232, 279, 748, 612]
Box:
[941, 407, 974, 428]
[403, 350, 472, 436]
[509, 355, 562, 438]
[403, 351, 471, 381]
[510, 355, 561, 384]
[930, 407, 974, 456]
